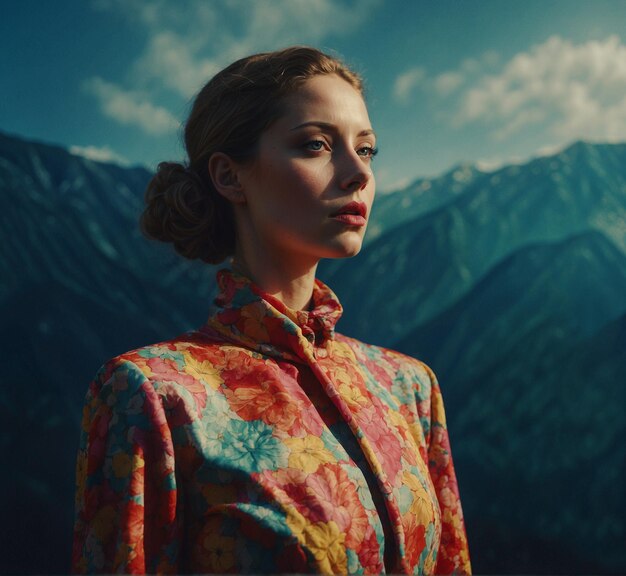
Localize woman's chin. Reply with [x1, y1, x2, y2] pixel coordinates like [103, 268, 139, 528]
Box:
[322, 237, 364, 259]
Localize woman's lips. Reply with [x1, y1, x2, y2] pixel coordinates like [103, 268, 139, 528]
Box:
[330, 201, 368, 227]
[330, 213, 367, 226]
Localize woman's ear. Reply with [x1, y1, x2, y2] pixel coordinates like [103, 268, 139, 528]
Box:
[208, 152, 247, 204]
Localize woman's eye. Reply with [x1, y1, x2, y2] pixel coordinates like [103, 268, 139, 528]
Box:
[304, 140, 325, 152]
[357, 146, 379, 159]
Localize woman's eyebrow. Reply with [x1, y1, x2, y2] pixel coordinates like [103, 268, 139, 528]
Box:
[290, 121, 376, 138]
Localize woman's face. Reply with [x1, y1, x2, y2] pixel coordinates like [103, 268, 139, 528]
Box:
[236, 74, 376, 266]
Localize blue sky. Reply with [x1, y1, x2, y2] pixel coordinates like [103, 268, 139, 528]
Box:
[3, 0, 626, 191]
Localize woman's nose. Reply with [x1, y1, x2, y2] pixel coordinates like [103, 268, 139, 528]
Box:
[339, 150, 373, 191]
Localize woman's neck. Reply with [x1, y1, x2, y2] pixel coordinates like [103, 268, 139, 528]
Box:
[231, 246, 318, 311]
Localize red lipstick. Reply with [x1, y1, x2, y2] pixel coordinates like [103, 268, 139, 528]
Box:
[330, 201, 368, 227]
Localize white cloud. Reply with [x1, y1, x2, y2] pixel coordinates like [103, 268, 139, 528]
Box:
[433, 71, 464, 96]
[94, 0, 380, 99]
[452, 35, 626, 142]
[69, 144, 129, 165]
[133, 31, 222, 98]
[87, 0, 380, 133]
[535, 143, 567, 158]
[393, 67, 426, 103]
[394, 50, 499, 103]
[84, 77, 179, 135]
[460, 50, 500, 75]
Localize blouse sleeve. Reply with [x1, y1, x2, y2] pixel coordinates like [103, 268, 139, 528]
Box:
[422, 363, 472, 575]
[72, 359, 181, 574]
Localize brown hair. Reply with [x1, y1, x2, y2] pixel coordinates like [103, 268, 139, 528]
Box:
[141, 46, 363, 263]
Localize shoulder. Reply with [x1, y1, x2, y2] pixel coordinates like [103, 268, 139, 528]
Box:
[336, 334, 436, 386]
[83, 330, 240, 434]
[90, 329, 232, 396]
[333, 333, 443, 444]
[337, 334, 439, 413]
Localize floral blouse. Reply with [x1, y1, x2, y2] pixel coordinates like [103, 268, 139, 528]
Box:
[72, 269, 471, 574]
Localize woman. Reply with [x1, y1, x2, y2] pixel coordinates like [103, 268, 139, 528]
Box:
[72, 46, 471, 575]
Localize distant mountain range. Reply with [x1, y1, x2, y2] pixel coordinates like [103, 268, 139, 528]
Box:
[1, 130, 624, 574]
[322, 141, 626, 348]
[395, 231, 626, 572]
[318, 141, 626, 573]
[0, 131, 215, 574]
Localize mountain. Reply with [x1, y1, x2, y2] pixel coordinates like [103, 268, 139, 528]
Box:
[2, 130, 625, 574]
[0, 131, 215, 329]
[452, 310, 626, 574]
[396, 230, 626, 385]
[320, 141, 626, 347]
[0, 131, 214, 574]
[366, 162, 482, 241]
[319, 162, 482, 280]
[395, 232, 626, 573]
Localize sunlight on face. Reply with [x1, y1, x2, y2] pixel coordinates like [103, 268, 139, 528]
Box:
[237, 74, 377, 267]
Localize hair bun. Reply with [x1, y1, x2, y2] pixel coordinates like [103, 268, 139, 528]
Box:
[140, 47, 360, 264]
[141, 161, 234, 263]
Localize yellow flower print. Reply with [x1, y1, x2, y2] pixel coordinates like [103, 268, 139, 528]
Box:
[284, 435, 335, 474]
[388, 408, 410, 434]
[403, 469, 428, 495]
[337, 380, 369, 411]
[409, 491, 435, 523]
[402, 470, 437, 521]
[328, 340, 357, 361]
[302, 520, 347, 574]
[331, 366, 353, 388]
[241, 304, 270, 342]
[286, 511, 347, 574]
[112, 452, 144, 478]
[406, 420, 427, 450]
[284, 503, 307, 537]
[182, 355, 223, 390]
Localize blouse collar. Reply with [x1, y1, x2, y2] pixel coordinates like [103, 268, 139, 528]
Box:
[202, 268, 343, 361]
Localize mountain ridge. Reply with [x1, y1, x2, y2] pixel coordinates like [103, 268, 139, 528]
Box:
[389, 230, 626, 572]
[321, 139, 626, 346]
[395, 229, 626, 384]
[2, 130, 625, 573]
